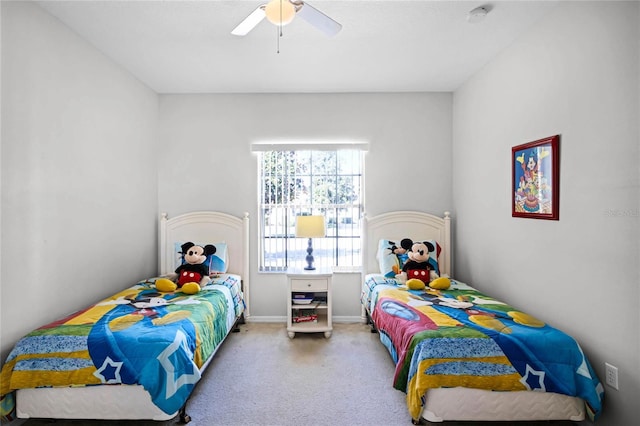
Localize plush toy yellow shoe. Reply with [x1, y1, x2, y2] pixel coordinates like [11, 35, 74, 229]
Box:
[181, 282, 201, 295]
[155, 278, 177, 293]
[429, 277, 451, 290]
[406, 278, 426, 290]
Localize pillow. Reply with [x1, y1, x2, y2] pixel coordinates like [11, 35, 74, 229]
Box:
[377, 239, 441, 278]
[174, 242, 228, 274]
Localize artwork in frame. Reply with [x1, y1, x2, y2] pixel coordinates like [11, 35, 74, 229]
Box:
[512, 135, 560, 220]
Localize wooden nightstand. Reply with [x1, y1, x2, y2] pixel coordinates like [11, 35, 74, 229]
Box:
[287, 268, 333, 338]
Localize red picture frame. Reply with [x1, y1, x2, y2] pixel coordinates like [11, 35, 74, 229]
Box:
[512, 135, 560, 220]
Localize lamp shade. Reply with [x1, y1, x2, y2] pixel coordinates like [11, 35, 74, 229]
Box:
[295, 215, 326, 238]
[265, 0, 296, 26]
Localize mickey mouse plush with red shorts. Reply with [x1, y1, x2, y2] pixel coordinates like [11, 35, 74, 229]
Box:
[401, 240, 439, 284]
[156, 242, 217, 294]
[175, 242, 216, 287]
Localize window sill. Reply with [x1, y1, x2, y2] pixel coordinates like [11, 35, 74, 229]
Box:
[258, 267, 362, 274]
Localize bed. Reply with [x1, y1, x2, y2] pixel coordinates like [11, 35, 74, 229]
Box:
[361, 210, 604, 424]
[0, 211, 249, 423]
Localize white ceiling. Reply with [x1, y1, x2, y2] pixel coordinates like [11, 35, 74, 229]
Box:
[35, 0, 559, 94]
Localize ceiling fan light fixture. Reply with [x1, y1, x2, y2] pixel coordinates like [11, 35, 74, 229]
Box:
[231, 0, 341, 37]
[265, 0, 296, 26]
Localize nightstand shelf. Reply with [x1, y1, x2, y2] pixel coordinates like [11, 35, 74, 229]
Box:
[287, 268, 333, 338]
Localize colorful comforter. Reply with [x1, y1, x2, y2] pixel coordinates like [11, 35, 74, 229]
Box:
[0, 274, 244, 418]
[361, 274, 603, 422]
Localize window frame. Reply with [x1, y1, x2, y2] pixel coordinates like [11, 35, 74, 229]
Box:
[256, 147, 365, 273]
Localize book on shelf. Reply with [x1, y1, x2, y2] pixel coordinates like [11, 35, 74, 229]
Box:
[292, 292, 315, 304]
[292, 309, 318, 323]
[293, 314, 318, 323]
[314, 295, 327, 303]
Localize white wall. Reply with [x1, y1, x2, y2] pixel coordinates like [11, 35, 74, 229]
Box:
[0, 1, 159, 362]
[452, 2, 639, 424]
[4, 0, 637, 423]
[158, 93, 453, 319]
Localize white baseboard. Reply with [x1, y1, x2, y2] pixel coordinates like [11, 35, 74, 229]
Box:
[245, 316, 365, 324]
[245, 316, 286, 323]
[333, 316, 367, 323]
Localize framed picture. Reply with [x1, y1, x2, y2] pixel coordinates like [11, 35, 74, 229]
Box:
[512, 135, 560, 220]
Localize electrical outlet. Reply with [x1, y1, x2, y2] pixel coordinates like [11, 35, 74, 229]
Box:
[605, 362, 619, 390]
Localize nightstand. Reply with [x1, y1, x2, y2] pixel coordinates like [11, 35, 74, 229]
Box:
[287, 268, 332, 338]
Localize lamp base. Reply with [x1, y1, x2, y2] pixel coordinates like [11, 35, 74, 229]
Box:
[304, 238, 315, 270]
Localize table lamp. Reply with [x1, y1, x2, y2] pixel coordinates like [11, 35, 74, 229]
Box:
[295, 215, 326, 270]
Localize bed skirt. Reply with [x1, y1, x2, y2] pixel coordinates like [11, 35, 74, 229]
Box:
[421, 387, 584, 422]
[17, 386, 174, 421]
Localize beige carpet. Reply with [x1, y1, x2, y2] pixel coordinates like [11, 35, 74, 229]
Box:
[15, 322, 578, 426]
[183, 322, 409, 426]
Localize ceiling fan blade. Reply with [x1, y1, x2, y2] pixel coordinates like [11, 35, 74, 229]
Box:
[231, 5, 266, 36]
[296, 2, 342, 37]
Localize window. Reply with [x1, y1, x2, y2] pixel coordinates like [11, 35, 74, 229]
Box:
[257, 148, 364, 272]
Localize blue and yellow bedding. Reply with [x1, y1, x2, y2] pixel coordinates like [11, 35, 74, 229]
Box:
[0, 274, 243, 418]
[362, 274, 603, 422]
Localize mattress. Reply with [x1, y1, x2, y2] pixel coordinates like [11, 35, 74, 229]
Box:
[421, 387, 584, 422]
[17, 386, 173, 421]
[2, 274, 244, 421]
[361, 273, 602, 422]
[14, 318, 230, 422]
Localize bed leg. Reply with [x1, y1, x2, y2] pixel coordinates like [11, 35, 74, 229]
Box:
[366, 312, 377, 333]
[232, 313, 245, 332]
[179, 405, 192, 423]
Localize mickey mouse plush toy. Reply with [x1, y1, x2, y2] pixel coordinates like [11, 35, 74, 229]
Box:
[157, 242, 216, 294]
[176, 242, 216, 291]
[389, 238, 413, 275]
[401, 240, 439, 284]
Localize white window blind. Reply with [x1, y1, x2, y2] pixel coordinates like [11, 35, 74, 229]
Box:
[257, 147, 364, 272]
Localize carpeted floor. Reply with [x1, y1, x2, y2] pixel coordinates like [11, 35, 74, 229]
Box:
[14, 323, 578, 426]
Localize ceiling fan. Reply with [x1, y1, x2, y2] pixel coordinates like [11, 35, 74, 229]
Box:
[231, 0, 342, 37]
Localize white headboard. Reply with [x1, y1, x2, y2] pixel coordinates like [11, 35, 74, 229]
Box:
[159, 211, 250, 314]
[363, 210, 451, 277]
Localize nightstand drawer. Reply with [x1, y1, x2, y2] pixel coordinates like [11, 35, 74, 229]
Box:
[291, 279, 328, 292]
